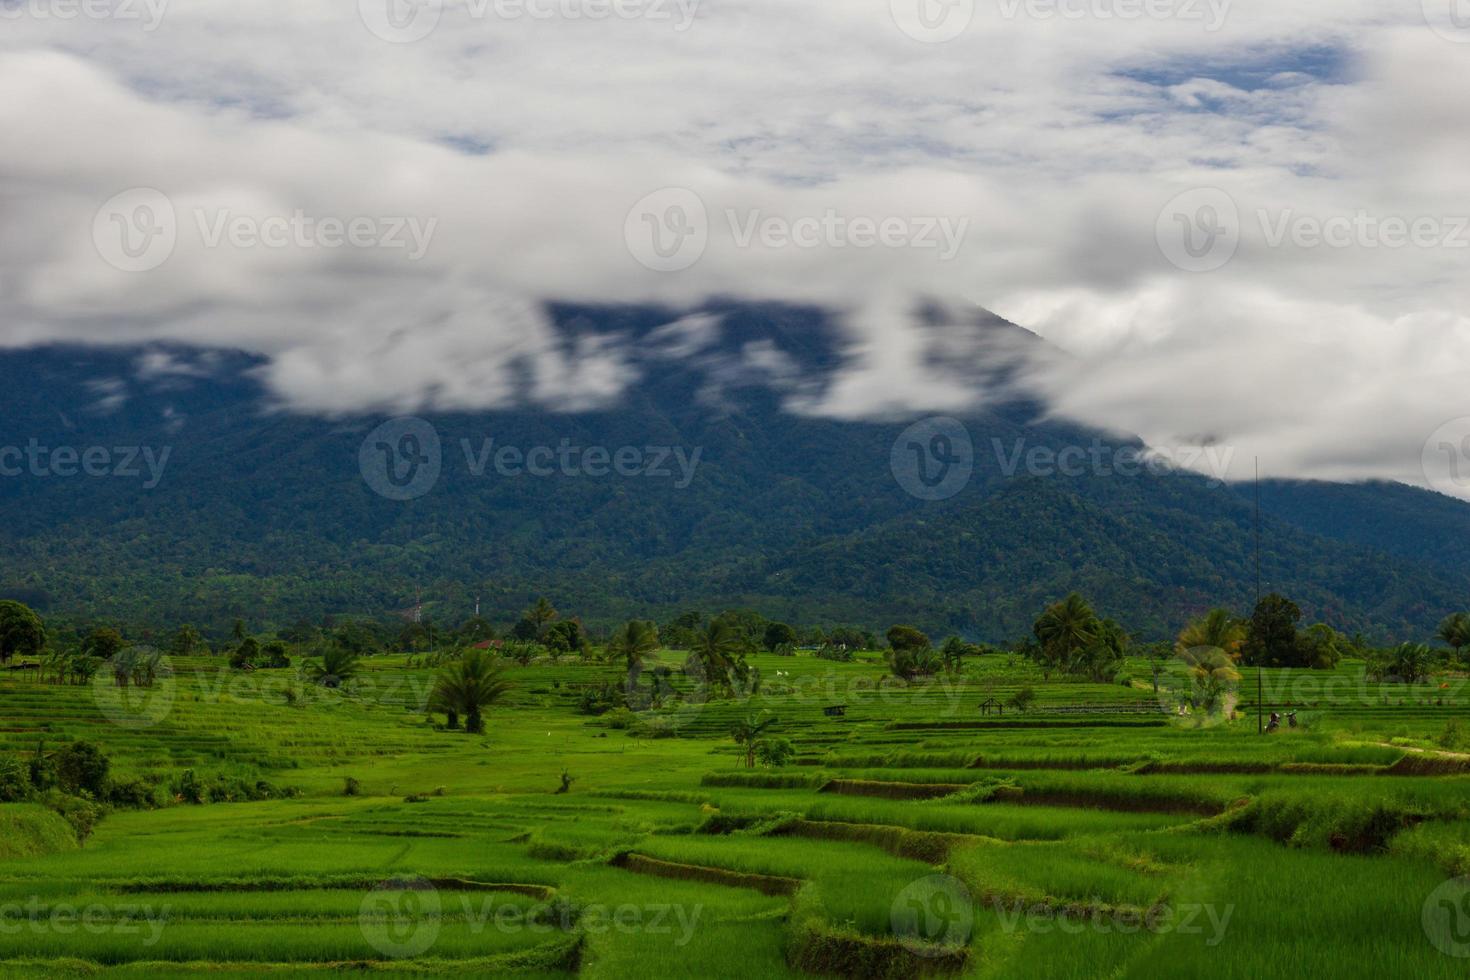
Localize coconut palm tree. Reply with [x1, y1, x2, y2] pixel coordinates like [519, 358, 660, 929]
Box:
[607, 620, 660, 688]
[1177, 608, 1247, 661]
[429, 650, 513, 734]
[1388, 642, 1434, 685]
[1437, 613, 1470, 665]
[1033, 593, 1098, 670]
[1177, 646, 1241, 714]
[688, 620, 746, 695]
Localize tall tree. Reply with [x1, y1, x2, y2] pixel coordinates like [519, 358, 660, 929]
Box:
[607, 620, 660, 681]
[1437, 613, 1470, 663]
[1176, 608, 1247, 661]
[0, 600, 45, 666]
[688, 620, 746, 695]
[1241, 594, 1302, 668]
[80, 627, 125, 662]
[1033, 594, 1098, 670]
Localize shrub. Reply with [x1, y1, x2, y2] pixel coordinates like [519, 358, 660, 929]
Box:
[54, 741, 109, 797]
[601, 708, 635, 730]
[40, 791, 100, 846]
[107, 778, 160, 808]
[756, 737, 797, 767]
[0, 756, 30, 802]
[343, 776, 362, 797]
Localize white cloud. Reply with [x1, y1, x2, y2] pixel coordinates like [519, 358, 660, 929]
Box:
[0, 3, 1468, 495]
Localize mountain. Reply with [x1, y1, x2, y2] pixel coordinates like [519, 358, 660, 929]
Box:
[1, 302, 1466, 642]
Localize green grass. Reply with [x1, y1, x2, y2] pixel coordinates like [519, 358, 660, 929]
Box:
[3, 650, 1468, 975]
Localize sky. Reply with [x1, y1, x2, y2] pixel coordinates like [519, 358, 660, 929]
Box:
[3, 1, 1470, 497]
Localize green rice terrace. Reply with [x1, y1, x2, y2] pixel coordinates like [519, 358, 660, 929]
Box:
[3, 645, 1470, 977]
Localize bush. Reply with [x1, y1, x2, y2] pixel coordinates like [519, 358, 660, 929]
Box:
[632, 715, 680, 739]
[343, 776, 362, 797]
[0, 757, 30, 802]
[54, 741, 109, 797]
[1438, 719, 1470, 751]
[40, 791, 100, 846]
[107, 778, 160, 808]
[756, 737, 796, 768]
[601, 708, 635, 730]
[577, 681, 624, 716]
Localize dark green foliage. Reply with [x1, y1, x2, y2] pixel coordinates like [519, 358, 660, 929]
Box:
[0, 599, 45, 664]
[429, 649, 513, 734]
[1243, 594, 1301, 667]
[53, 741, 108, 797]
[885, 625, 930, 652]
[80, 626, 124, 661]
[0, 756, 29, 802]
[260, 640, 291, 668]
[543, 619, 586, 654]
[763, 621, 797, 651]
[755, 736, 796, 767]
[230, 637, 260, 669]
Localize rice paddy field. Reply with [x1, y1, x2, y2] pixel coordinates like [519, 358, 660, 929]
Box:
[3, 650, 1469, 977]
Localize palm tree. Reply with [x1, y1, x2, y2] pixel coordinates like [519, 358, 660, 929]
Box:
[1177, 646, 1241, 714]
[1388, 642, 1434, 685]
[429, 650, 513, 734]
[688, 620, 746, 695]
[307, 646, 361, 688]
[1033, 594, 1098, 670]
[1437, 613, 1470, 665]
[730, 712, 778, 768]
[1177, 608, 1247, 661]
[607, 620, 660, 676]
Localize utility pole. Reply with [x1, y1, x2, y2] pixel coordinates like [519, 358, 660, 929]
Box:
[1256, 457, 1263, 736]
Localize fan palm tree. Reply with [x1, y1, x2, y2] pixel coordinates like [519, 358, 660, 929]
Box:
[307, 646, 361, 688]
[430, 650, 513, 734]
[730, 712, 778, 768]
[1177, 608, 1247, 661]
